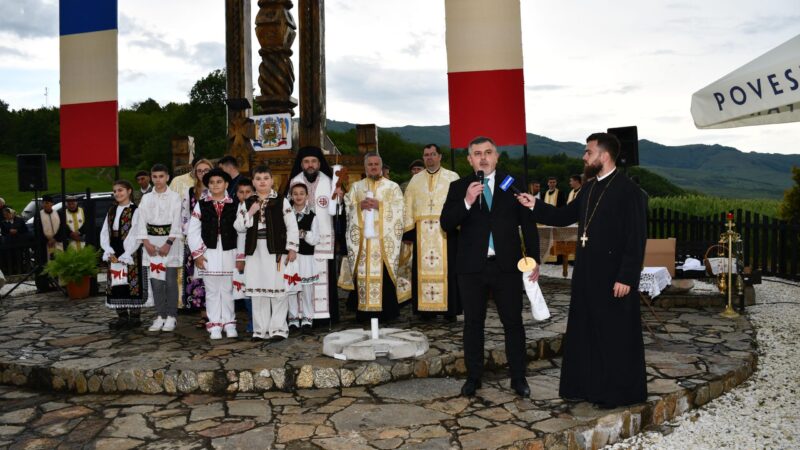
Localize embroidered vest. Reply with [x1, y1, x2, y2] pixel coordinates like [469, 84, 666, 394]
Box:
[296, 211, 316, 256]
[243, 195, 287, 256]
[199, 200, 238, 250]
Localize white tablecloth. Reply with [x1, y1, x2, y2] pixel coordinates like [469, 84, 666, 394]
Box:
[639, 267, 672, 298]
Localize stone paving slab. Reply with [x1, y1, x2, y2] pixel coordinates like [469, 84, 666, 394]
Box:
[0, 277, 759, 448]
[0, 279, 570, 395]
[0, 332, 756, 450]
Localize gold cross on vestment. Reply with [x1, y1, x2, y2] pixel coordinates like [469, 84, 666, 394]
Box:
[425, 285, 438, 301]
[423, 251, 440, 267]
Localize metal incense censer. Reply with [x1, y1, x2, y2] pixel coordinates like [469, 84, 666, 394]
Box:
[719, 212, 743, 318]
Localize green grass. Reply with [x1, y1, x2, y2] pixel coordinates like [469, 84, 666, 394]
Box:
[650, 195, 781, 219]
[0, 154, 138, 211]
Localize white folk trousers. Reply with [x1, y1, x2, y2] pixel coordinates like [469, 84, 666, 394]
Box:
[252, 295, 289, 338]
[204, 276, 235, 332]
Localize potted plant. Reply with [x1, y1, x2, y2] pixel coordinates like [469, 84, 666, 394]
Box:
[43, 245, 100, 299]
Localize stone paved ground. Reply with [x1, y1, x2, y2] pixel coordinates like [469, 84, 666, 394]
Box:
[0, 275, 759, 449]
[0, 281, 568, 395]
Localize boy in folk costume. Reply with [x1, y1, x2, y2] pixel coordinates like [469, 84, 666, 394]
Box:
[234, 165, 299, 341]
[137, 164, 183, 332]
[288, 181, 320, 332]
[187, 168, 239, 340]
[100, 180, 146, 330]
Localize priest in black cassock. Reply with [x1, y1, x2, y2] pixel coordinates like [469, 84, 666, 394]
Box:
[517, 132, 648, 408]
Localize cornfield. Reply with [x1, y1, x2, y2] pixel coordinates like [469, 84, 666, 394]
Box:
[650, 195, 781, 219]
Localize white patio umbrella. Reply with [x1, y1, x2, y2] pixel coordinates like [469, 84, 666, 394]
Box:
[691, 33, 800, 129]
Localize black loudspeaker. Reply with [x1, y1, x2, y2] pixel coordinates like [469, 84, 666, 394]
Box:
[17, 154, 48, 192]
[607, 126, 639, 167]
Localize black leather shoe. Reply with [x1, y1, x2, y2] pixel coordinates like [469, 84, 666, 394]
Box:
[511, 378, 530, 398]
[126, 318, 142, 329]
[461, 378, 482, 397]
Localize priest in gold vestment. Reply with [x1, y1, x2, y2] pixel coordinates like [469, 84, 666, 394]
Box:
[339, 153, 411, 322]
[403, 144, 461, 320]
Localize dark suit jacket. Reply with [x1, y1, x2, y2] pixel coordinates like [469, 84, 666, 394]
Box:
[440, 171, 540, 274]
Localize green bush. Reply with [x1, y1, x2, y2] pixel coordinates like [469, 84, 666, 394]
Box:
[43, 245, 100, 285]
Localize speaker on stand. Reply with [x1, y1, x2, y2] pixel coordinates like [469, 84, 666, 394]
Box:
[2, 155, 56, 299]
[17, 154, 48, 192]
[607, 126, 639, 168]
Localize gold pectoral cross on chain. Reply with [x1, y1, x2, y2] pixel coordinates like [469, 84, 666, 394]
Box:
[580, 232, 588, 248]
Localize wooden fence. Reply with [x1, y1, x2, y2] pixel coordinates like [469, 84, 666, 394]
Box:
[648, 208, 799, 280]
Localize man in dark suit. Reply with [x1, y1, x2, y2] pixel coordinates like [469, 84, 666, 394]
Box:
[440, 136, 541, 398]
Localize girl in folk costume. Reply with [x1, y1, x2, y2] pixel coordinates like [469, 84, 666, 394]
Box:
[187, 168, 240, 340]
[100, 180, 146, 330]
[234, 165, 299, 341]
[179, 159, 212, 315]
[288, 181, 320, 332]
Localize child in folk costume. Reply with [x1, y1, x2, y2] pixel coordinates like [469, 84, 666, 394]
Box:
[137, 164, 183, 332]
[234, 165, 299, 341]
[234, 178, 255, 333]
[187, 168, 239, 340]
[100, 180, 146, 330]
[288, 181, 320, 332]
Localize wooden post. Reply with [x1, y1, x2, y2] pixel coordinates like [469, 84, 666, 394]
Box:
[225, 0, 255, 172]
[298, 0, 326, 149]
[254, 0, 298, 115]
[356, 124, 378, 154]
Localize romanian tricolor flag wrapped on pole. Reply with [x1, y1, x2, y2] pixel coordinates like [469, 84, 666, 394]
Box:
[59, 0, 119, 169]
[445, 0, 527, 149]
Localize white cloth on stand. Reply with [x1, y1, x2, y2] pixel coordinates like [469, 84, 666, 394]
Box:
[522, 272, 550, 321]
[363, 191, 377, 239]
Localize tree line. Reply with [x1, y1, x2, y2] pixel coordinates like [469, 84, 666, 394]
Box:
[1, 68, 688, 198]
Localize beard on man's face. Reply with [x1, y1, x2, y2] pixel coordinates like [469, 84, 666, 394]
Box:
[583, 160, 602, 180]
[303, 167, 319, 182]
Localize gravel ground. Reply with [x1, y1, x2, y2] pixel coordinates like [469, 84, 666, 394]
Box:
[604, 275, 800, 450]
[538, 263, 800, 449]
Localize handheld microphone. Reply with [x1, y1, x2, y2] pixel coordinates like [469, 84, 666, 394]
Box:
[477, 170, 485, 209]
[499, 175, 522, 195]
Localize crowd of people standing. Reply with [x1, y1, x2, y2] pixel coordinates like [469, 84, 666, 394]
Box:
[7, 132, 648, 406]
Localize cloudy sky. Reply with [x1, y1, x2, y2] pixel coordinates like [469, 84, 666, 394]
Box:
[1, 0, 798, 154]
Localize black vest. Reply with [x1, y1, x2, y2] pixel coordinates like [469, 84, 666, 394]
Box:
[296, 211, 316, 256]
[243, 195, 288, 255]
[199, 200, 238, 250]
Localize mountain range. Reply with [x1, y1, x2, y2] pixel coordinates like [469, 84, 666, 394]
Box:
[327, 120, 799, 199]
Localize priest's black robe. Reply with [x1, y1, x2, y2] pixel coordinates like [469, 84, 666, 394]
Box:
[531, 169, 647, 407]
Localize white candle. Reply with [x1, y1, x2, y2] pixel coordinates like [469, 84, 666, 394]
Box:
[370, 318, 379, 340]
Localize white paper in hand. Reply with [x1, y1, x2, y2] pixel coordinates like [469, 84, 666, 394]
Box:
[523, 272, 550, 321]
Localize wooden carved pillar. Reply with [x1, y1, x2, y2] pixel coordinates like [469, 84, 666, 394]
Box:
[225, 0, 255, 173]
[298, 0, 326, 149]
[255, 0, 298, 115]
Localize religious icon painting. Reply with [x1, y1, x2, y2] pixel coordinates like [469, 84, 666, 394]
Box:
[251, 113, 292, 151]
